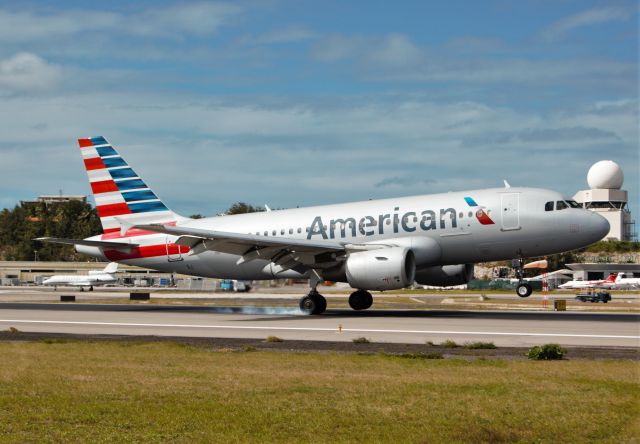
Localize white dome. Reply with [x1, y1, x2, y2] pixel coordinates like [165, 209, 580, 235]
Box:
[587, 160, 624, 189]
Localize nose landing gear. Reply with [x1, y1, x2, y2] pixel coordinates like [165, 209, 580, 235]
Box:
[512, 257, 533, 298]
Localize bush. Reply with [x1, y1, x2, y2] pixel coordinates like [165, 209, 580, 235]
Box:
[527, 344, 567, 360]
[440, 339, 458, 348]
[425, 341, 434, 346]
[265, 336, 283, 343]
[352, 337, 370, 344]
[464, 341, 497, 350]
[397, 352, 443, 360]
[242, 345, 257, 352]
[6, 327, 19, 334]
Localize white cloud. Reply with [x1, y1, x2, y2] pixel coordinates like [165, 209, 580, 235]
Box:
[0, 2, 241, 42]
[541, 6, 634, 41]
[248, 25, 316, 45]
[0, 53, 61, 93]
[366, 34, 423, 67]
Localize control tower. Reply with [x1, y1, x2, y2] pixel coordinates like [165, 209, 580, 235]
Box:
[573, 160, 635, 241]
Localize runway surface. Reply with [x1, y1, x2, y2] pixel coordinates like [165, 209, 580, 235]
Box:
[1, 302, 638, 347]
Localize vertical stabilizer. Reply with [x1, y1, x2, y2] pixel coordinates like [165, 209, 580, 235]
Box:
[78, 136, 186, 236]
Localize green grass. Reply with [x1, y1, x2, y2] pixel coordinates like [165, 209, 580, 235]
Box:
[0, 341, 638, 442]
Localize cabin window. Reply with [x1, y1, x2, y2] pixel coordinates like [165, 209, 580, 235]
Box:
[289, 228, 293, 234]
[468, 211, 473, 218]
[272, 230, 277, 236]
[297, 228, 302, 234]
[264, 231, 268, 236]
[281, 229, 285, 235]
[545, 201, 554, 211]
[556, 201, 568, 210]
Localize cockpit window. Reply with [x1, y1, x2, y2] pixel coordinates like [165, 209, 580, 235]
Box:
[566, 200, 581, 208]
[556, 201, 568, 210]
[545, 201, 554, 211]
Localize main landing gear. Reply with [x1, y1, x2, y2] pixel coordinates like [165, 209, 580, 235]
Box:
[512, 257, 532, 298]
[299, 274, 327, 315]
[348, 289, 373, 310]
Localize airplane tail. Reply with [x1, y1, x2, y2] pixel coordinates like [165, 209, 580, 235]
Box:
[606, 273, 617, 283]
[103, 262, 118, 274]
[78, 136, 186, 236]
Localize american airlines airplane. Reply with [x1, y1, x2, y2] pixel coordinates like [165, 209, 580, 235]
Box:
[43, 262, 118, 291]
[37, 137, 609, 314]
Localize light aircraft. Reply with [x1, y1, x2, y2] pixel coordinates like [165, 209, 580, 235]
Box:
[43, 262, 118, 291]
[613, 272, 640, 289]
[37, 137, 610, 314]
[558, 273, 616, 290]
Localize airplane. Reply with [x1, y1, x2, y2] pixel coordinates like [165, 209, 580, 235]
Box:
[36, 136, 610, 314]
[613, 272, 640, 289]
[557, 273, 617, 290]
[43, 262, 119, 291]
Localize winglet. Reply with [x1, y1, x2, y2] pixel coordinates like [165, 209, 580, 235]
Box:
[503, 180, 511, 189]
[264, 204, 272, 212]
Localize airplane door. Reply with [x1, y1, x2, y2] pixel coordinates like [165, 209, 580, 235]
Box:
[500, 193, 520, 231]
[166, 236, 184, 262]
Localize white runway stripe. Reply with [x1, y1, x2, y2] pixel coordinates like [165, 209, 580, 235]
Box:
[0, 319, 638, 339]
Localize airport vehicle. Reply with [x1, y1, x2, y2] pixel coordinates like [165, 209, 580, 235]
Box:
[219, 279, 251, 292]
[42, 262, 118, 291]
[37, 137, 609, 314]
[558, 274, 617, 290]
[575, 291, 611, 303]
[613, 272, 640, 289]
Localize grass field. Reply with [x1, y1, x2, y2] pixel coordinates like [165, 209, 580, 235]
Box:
[0, 341, 638, 443]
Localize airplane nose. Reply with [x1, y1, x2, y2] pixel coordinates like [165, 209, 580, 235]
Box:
[588, 212, 610, 242]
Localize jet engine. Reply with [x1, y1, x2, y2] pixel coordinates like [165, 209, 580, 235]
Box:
[414, 264, 473, 287]
[345, 247, 416, 291]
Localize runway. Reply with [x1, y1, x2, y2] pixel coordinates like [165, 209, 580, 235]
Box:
[1, 303, 638, 347]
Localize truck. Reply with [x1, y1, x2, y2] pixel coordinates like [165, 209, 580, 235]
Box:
[575, 291, 611, 303]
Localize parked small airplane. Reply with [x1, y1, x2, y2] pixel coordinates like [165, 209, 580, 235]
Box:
[43, 262, 118, 291]
[558, 273, 617, 290]
[36, 137, 610, 314]
[613, 272, 640, 289]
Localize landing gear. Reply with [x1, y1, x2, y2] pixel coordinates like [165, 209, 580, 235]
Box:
[89, 286, 94, 292]
[349, 290, 373, 311]
[516, 283, 532, 298]
[299, 291, 327, 315]
[300, 273, 327, 315]
[512, 256, 532, 298]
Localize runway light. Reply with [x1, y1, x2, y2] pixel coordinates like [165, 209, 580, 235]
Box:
[338, 324, 342, 333]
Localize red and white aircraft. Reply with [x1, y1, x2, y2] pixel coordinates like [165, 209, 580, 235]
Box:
[558, 273, 617, 290]
[37, 137, 610, 314]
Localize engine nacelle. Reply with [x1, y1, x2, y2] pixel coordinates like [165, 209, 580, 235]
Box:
[414, 264, 474, 287]
[345, 247, 416, 291]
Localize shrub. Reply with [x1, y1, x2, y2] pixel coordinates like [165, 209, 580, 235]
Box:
[527, 344, 567, 360]
[440, 339, 458, 348]
[425, 341, 434, 346]
[352, 337, 370, 344]
[265, 336, 283, 343]
[464, 341, 497, 350]
[7, 327, 19, 334]
[242, 345, 257, 352]
[397, 352, 444, 360]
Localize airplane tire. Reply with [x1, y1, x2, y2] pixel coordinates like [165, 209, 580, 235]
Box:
[349, 290, 373, 310]
[300, 293, 326, 315]
[516, 283, 532, 298]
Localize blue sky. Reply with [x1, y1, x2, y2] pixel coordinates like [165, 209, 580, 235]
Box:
[0, 0, 637, 222]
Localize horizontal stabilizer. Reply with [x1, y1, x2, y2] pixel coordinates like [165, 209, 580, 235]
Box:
[35, 237, 138, 252]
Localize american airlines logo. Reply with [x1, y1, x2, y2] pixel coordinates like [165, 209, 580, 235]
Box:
[307, 198, 494, 240]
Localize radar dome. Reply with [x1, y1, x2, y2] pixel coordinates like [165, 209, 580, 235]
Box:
[587, 160, 624, 189]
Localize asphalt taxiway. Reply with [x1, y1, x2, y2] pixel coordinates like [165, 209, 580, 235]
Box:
[1, 302, 638, 347]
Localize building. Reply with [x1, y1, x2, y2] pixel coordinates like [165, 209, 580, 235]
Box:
[21, 195, 87, 206]
[573, 160, 636, 241]
[566, 263, 640, 281]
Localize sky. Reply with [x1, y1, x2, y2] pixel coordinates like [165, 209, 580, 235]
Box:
[0, 0, 638, 222]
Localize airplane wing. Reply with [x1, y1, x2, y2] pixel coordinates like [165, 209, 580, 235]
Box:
[133, 223, 372, 273]
[35, 237, 139, 252]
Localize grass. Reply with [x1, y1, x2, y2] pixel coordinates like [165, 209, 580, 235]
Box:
[351, 336, 370, 344]
[464, 341, 497, 350]
[265, 336, 283, 343]
[440, 339, 459, 348]
[0, 341, 638, 442]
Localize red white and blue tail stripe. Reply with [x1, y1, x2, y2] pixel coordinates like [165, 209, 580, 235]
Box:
[78, 136, 184, 236]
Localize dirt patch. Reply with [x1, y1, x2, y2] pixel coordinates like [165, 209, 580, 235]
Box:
[0, 331, 637, 360]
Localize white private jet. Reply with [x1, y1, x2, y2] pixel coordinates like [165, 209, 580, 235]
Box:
[43, 262, 118, 291]
[37, 137, 610, 314]
[558, 273, 617, 290]
[613, 272, 640, 289]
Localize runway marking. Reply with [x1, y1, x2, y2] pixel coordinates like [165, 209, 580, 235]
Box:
[0, 319, 638, 340]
